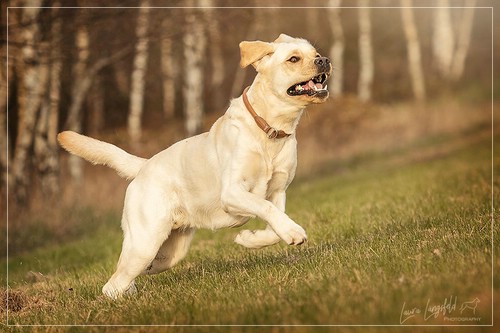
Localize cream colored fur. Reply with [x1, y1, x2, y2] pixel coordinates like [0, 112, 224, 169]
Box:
[58, 34, 332, 299]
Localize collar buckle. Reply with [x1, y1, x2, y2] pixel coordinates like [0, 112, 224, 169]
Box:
[242, 86, 291, 140]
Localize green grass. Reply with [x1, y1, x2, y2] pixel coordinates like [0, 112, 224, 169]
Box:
[2, 133, 498, 332]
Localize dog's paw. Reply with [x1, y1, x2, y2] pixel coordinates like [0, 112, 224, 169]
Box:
[102, 282, 121, 300]
[102, 281, 137, 299]
[274, 220, 307, 246]
[234, 230, 258, 248]
[235, 229, 282, 249]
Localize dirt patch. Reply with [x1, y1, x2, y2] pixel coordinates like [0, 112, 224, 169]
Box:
[1, 288, 54, 316]
[1, 289, 25, 313]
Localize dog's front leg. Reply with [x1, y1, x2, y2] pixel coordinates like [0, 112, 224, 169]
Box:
[234, 191, 285, 248]
[222, 189, 306, 246]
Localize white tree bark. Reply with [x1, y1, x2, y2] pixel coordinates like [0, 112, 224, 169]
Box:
[401, 1, 426, 102]
[67, 15, 89, 186]
[128, 1, 151, 144]
[432, 1, 455, 78]
[160, 18, 177, 118]
[12, 3, 49, 205]
[357, 2, 374, 102]
[327, 0, 344, 97]
[34, 3, 62, 197]
[450, 0, 476, 81]
[183, 6, 207, 136]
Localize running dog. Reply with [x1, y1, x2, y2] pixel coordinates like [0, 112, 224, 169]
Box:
[58, 34, 332, 298]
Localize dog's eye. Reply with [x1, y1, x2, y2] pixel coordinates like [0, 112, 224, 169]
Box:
[288, 56, 300, 63]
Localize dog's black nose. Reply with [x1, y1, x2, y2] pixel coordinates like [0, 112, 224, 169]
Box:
[314, 57, 331, 71]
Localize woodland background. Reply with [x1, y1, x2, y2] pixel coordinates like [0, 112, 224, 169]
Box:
[1, 0, 496, 220]
[1, 1, 498, 327]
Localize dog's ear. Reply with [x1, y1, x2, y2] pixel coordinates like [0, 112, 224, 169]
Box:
[239, 41, 275, 69]
[274, 34, 296, 43]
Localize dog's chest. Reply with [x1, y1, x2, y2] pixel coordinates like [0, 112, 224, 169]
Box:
[247, 144, 295, 198]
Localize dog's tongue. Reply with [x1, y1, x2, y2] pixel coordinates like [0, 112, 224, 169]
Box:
[306, 80, 323, 90]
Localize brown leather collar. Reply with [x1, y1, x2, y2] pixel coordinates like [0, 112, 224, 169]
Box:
[242, 86, 291, 139]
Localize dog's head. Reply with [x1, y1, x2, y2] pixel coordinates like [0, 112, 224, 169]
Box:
[240, 34, 332, 105]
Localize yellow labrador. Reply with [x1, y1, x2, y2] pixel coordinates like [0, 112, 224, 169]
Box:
[58, 34, 332, 298]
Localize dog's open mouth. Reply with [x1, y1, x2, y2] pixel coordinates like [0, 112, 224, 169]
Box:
[287, 73, 330, 97]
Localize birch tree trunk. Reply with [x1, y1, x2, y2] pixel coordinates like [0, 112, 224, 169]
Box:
[401, 1, 426, 102]
[357, 2, 374, 102]
[183, 6, 207, 136]
[128, 1, 151, 145]
[12, 3, 49, 205]
[450, 1, 476, 81]
[327, 0, 344, 97]
[161, 17, 177, 118]
[66, 13, 89, 186]
[432, 1, 455, 78]
[34, 3, 62, 198]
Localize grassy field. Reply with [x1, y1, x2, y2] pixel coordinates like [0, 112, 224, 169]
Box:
[2, 129, 498, 332]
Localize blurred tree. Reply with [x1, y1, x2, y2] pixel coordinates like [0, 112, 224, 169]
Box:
[183, 4, 206, 136]
[0, 1, 10, 195]
[203, 2, 226, 111]
[161, 14, 177, 119]
[66, 7, 89, 186]
[231, 8, 260, 98]
[450, 0, 476, 81]
[128, 0, 151, 145]
[306, 2, 319, 37]
[34, 3, 63, 198]
[63, 7, 129, 185]
[432, 0, 455, 79]
[11, 2, 49, 205]
[401, 1, 426, 102]
[265, 1, 281, 40]
[357, 1, 373, 102]
[327, 0, 344, 97]
[89, 75, 104, 135]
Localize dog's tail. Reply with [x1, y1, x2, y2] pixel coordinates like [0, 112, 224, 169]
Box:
[57, 131, 147, 180]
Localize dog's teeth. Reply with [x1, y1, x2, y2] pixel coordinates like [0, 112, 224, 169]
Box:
[324, 84, 328, 90]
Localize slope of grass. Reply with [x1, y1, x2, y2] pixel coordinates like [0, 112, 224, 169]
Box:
[2, 133, 498, 332]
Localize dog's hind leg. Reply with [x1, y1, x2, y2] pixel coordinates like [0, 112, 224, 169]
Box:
[102, 225, 167, 299]
[102, 184, 173, 299]
[142, 228, 196, 275]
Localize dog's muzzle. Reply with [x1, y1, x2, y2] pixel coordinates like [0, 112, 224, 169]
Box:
[286, 57, 332, 98]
